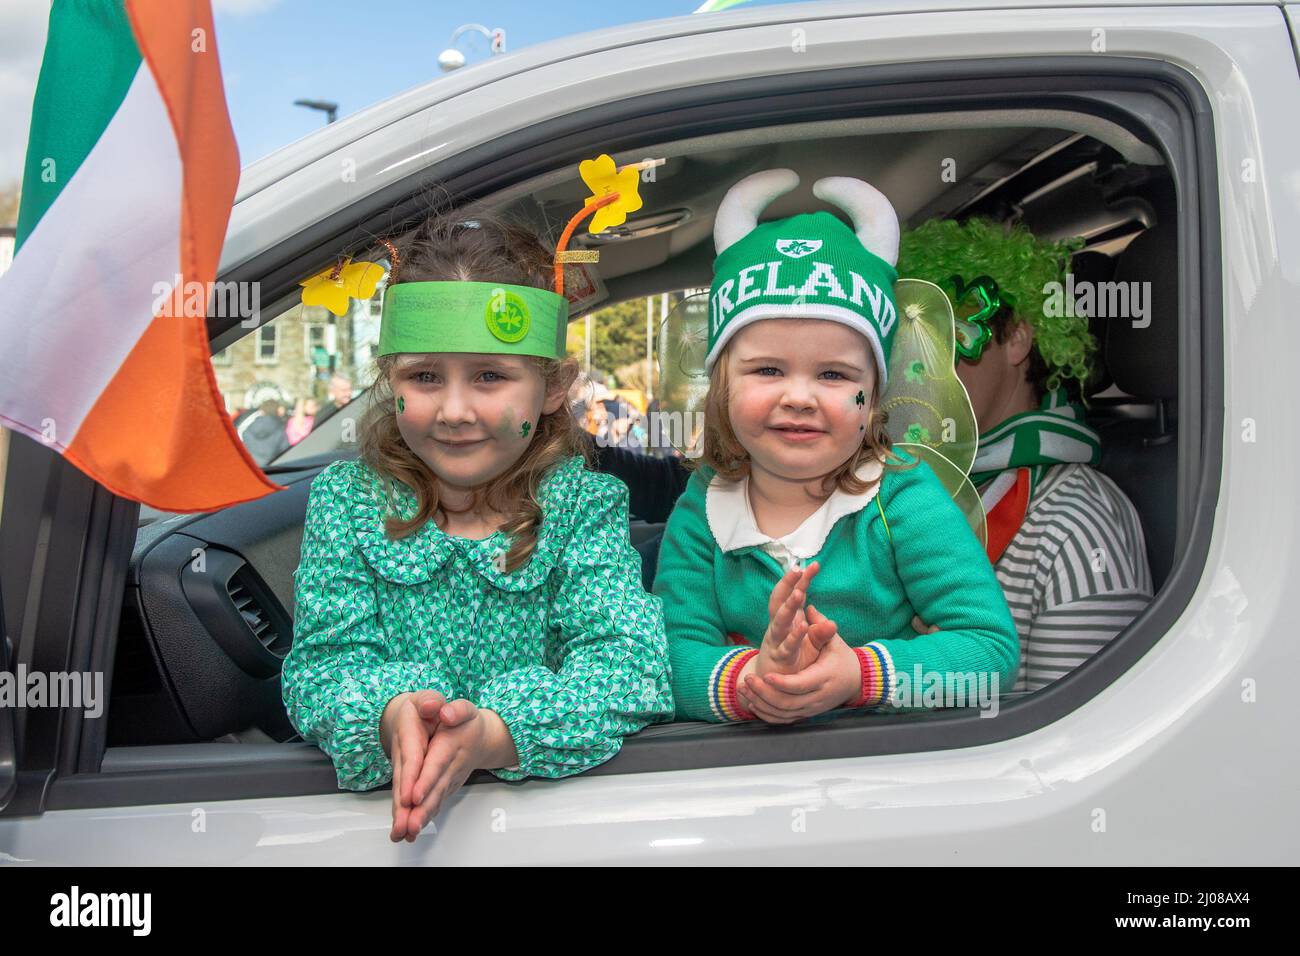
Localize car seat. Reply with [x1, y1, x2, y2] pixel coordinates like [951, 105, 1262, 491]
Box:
[635, 533, 663, 592]
[1092, 221, 1179, 591]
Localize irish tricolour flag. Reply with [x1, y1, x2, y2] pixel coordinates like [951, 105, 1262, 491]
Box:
[0, 0, 282, 511]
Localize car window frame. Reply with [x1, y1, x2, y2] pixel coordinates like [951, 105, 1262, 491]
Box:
[0, 54, 1222, 814]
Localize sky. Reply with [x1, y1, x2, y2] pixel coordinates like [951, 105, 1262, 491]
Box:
[0, 0, 797, 198]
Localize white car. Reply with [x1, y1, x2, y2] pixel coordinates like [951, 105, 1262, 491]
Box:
[2, 0, 1298, 864]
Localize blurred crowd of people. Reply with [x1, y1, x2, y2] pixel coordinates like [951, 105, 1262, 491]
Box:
[231, 374, 353, 467]
[569, 374, 677, 459]
[231, 371, 683, 467]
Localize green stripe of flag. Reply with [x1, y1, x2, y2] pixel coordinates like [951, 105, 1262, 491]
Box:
[15, 0, 142, 251]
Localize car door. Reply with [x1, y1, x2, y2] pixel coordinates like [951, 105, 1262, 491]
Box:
[2, 0, 1295, 864]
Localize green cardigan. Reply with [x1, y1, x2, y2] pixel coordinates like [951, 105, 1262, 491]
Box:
[653, 450, 1018, 722]
[283, 455, 673, 791]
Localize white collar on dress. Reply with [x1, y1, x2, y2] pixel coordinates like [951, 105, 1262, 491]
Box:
[705, 455, 886, 558]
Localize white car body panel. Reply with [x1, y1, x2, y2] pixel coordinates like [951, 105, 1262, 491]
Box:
[3, 1, 1297, 864]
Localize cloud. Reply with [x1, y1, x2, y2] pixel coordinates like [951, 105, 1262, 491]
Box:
[0, 3, 49, 189]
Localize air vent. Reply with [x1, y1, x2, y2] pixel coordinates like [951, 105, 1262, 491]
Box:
[180, 546, 292, 678]
[229, 574, 274, 648]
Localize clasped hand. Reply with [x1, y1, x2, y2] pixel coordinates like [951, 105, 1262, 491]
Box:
[379, 690, 511, 842]
[736, 562, 863, 724]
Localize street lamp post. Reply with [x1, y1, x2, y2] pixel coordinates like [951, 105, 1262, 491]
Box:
[438, 24, 506, 72]
[293, 99, 338, 124]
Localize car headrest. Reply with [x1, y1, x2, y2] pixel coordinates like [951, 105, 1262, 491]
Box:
[1105, 223, 1178, 400]
[1071, 250, 1115, 396]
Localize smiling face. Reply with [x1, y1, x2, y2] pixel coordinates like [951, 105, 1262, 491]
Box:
[723, 319, 877, 484]
[390, 352, 567, 493]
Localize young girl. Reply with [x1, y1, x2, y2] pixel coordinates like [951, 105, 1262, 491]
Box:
[282, 211, 673, 842]
[655, 170, 1019, 723]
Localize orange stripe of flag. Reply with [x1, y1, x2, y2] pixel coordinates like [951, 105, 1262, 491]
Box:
[67, 0, 283, 511]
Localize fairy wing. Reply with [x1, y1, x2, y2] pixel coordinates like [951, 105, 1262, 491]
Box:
[882, 280, 977, 473]
[884, 279, 986, 546]
[654, 292, 710, 458]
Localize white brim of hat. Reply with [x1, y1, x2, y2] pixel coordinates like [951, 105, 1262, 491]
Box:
[704, 302, 888, 386]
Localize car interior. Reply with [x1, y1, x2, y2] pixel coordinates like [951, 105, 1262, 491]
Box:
[109, 114, 1181, 765]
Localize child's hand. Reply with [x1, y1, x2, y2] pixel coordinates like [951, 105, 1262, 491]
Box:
[398, 701, 518, 842]
[739, 606, 859, 723]
[754, 563, 831, 677]
[380, 689, 448, 842]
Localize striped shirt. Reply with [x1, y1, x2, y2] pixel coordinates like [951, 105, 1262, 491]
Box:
[992, 463, 1153, 693]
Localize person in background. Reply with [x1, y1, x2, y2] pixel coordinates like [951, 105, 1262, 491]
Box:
[236, 399, 290, 466]
[314, 374, 355, 426]
[895, 218, 1152, 693]
[286, 397, 319, 445]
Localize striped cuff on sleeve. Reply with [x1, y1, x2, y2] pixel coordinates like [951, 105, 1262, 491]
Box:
[849, 642, 895, 707]
[709, 647, 759, 722]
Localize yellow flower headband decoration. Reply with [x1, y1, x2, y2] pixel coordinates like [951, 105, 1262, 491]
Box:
[296, 154, 655, 336]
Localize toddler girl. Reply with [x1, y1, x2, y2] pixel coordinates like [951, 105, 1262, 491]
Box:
[655, 170, 1018, 723]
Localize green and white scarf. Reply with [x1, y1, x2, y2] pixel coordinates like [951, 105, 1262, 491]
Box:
[970, 388, 1101, 495]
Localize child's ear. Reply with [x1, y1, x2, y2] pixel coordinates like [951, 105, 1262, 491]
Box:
[542, 358, 580, 415]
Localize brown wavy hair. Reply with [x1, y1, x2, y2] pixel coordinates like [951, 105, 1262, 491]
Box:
[358, 208, 588, 572]
[690, 339, 914, 498]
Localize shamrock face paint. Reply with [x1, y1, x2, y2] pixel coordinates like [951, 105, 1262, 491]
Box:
[495, 406, 533, 443]
[396, 395, 405, 415]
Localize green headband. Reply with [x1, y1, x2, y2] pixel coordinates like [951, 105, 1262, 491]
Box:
[378, 281, 569, 359]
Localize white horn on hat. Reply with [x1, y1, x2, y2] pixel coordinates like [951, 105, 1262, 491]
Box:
[713, 168, 801, 255]
[811, 176, 900, 267]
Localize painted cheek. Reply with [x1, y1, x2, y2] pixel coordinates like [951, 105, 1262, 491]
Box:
[496, 405, 534, 441]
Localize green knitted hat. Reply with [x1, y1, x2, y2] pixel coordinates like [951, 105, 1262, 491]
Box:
[707, 170, 901, 382]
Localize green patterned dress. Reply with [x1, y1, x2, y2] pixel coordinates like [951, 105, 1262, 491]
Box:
[282, 454, 673, 791]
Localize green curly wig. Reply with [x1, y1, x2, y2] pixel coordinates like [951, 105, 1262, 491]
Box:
[895, 218, 1093, 395]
